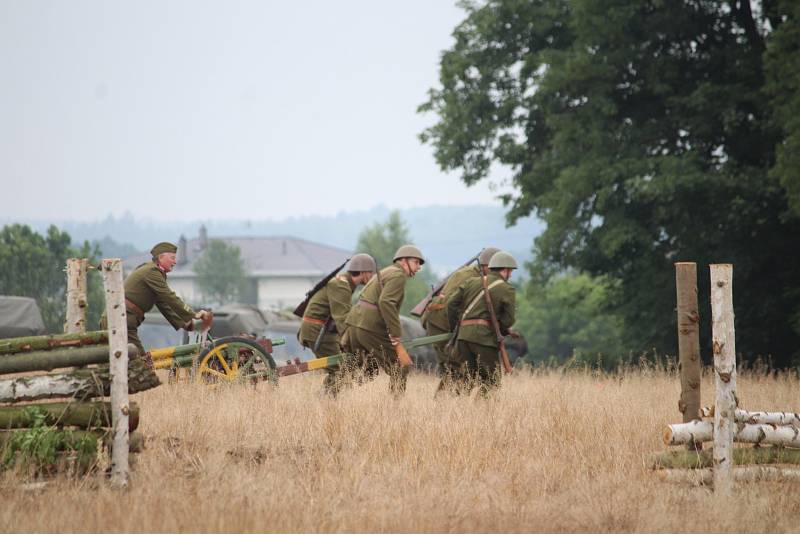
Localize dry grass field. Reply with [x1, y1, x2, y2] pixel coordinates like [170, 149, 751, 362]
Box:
[1, 365, 799, 533]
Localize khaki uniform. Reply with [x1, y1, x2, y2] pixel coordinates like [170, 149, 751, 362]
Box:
[298, 273, 356, 395]
[421, 264, 481, 393]
[447, 272, 515, 395]
[345, 264, 408, 395]
[102, 261, 195, 357]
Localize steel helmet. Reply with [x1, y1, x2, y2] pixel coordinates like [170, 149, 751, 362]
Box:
[347, 253, 377, 272]
[478, 247, 501, 266]
[488, 251, 518, 270]
[393, 244, 425, 265]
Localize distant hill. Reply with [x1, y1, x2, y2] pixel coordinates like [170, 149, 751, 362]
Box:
[4, 204, 543, 273]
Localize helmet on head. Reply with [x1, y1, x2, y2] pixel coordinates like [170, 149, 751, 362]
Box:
[488, 251, 518, 270]
[478, 247, 501, 266]
[393, 244, 425, 265]
[347, 253, 377, 273]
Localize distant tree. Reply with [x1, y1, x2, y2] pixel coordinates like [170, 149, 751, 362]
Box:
[93, 236, 140, 259]
[0, 224, 104, 332]
[355, 211, 435, 316]
[516, 273, 626, 369]
[194, 240, 249, 306]
[421, 0, 800, 365]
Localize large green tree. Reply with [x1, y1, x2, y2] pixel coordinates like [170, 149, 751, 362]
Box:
[355, 211, 435, 316]
[194, 240, 250, 306]
[421, 0, 800, 365]
[0, 224, 104, 332]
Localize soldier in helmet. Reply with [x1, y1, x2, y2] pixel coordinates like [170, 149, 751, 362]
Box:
[298, 253, 377, 396]
[446, 251, 518, 396]
[422, 247, 500, 395]
[344, 244, 425, 396]
[102, 242, 212, 363]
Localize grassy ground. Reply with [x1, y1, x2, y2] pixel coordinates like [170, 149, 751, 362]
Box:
[1, 366, 799, 533]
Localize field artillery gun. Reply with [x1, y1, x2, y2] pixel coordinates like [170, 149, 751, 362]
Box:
[150, 332, 454, 384]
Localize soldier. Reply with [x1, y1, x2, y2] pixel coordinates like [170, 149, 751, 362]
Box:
[446, 251, 518, 396]
[102, 242, 212, 363]
[422, 247, 500, 395]
[344, 244, 425, 396]
[298, 253, 377, 396]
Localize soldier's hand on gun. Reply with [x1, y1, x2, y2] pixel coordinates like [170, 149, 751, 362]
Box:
[506, 328, 521, 339]
[195, 310, 214, 331]
[388, 334, 401, 346]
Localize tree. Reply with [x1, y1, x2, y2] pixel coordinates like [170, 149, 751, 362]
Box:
[0, 224, 104, 332]
[194, 240, 249, 306]
[516, 273, 626, 368]
[355, 211, 435, 316]
[421, 1, 800, 366]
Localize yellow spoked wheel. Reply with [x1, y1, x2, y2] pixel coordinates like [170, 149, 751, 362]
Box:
[195, 336, 277, 384]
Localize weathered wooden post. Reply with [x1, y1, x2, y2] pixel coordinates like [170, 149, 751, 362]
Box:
[65, 258, 89, 334]
[710, 264, 736, 493]
[675, 262, 702, 448]
[101, 258, 129, 488]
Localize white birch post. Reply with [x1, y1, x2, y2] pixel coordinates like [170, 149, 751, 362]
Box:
[65, 258, 88, 334]
[101, 258, 129, 488]
[710, 264, 736, 493]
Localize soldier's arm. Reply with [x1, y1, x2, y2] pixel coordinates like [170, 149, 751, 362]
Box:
[446, 284, 466, 332]
[378, 274, 404, 338]
[496, 284, 516, 335]
[144, 269, 195, 329]
[328, 279, 352, 333]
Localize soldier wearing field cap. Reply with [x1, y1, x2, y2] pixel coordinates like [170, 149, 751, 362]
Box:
[423, 246, 500, 395]
[344, 244, 425, 396]
[447, 251, 518, 396]
[102, 241, 212, 362]
[298, 253, 377, 396]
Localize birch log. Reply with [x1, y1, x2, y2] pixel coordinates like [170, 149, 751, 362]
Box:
[649, 446, 800, 469]
[65, 258, 88, 334]
[711, 264, 736, 493]
[0, 359, 160, 403]
[699, 406, 800, 426]
[0, 343, 139, 375]
[102, 258, 128, 488]
[675, 263, 701, 440]
[664, 421, 800, 448]
[0, 401, 139, 432]
[657, 466, 800, 485]
[0, 331, 109, 355]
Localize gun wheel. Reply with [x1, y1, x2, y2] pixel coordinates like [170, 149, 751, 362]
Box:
[195, 336, 277, 385]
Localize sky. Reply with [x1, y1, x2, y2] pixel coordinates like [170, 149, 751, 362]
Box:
[0, 1, 509, 222]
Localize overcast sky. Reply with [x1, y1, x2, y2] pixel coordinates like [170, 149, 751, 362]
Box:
[0, 1, 508, 222]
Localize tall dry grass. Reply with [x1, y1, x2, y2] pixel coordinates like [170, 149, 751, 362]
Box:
[1, 366, 799, 533]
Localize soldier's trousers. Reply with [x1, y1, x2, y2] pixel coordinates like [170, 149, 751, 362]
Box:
[300, 330, 345, 396]
[454, 340, 502, 396]
[100, 313, 146, 359]
[346, 325, 409, 395]
[426, 322, 461, 395]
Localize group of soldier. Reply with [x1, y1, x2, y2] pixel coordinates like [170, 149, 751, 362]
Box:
[115, 240, 518, 397]
[298, 245, 519, 397]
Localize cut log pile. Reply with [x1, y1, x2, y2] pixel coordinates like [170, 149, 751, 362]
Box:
[0, 329, 160, 475]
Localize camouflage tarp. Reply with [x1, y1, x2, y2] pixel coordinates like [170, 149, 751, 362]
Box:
[0, 296, 46, 338]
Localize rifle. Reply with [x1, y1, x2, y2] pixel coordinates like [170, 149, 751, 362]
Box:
[481, 273, 513, 374]
[312, 316, 333, 353]
[409, 251, 482, 317]
[293, 257, 349, 318]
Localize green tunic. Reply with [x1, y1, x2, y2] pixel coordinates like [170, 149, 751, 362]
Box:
[345, 264, 406, 338]
[423, 264, 481, 332]
[446, 271, 516, 347]
[298, 273, 355, 357]
[124, 262, 195, 329]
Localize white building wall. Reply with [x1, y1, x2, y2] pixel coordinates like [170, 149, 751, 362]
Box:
[257, 276, 317, 310]
[167, 278, 200, 305]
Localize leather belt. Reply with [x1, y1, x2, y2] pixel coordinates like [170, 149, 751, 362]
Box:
[302, 316, 327, 326]
[460, 318, 491, 327]
[125, 298, 145, 320]
[427, 303, 446, 311]
[357, 299, 378, 310]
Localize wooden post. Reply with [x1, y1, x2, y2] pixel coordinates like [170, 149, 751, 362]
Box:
[675, 263, 702, 446]
[65, 258, 88, 334]
[710, 264, 737, 493]
[101, 258, 129, 488]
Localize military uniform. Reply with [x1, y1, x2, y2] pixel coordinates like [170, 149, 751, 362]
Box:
[422, 264, 482, 392]
[298, 273, 356, 394]
[447, 271, 516, 395]
[344, 264, 409, 394]
[102, 260, 195, 358]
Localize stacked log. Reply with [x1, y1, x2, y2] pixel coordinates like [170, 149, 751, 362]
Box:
[0, 328, 161, 476]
